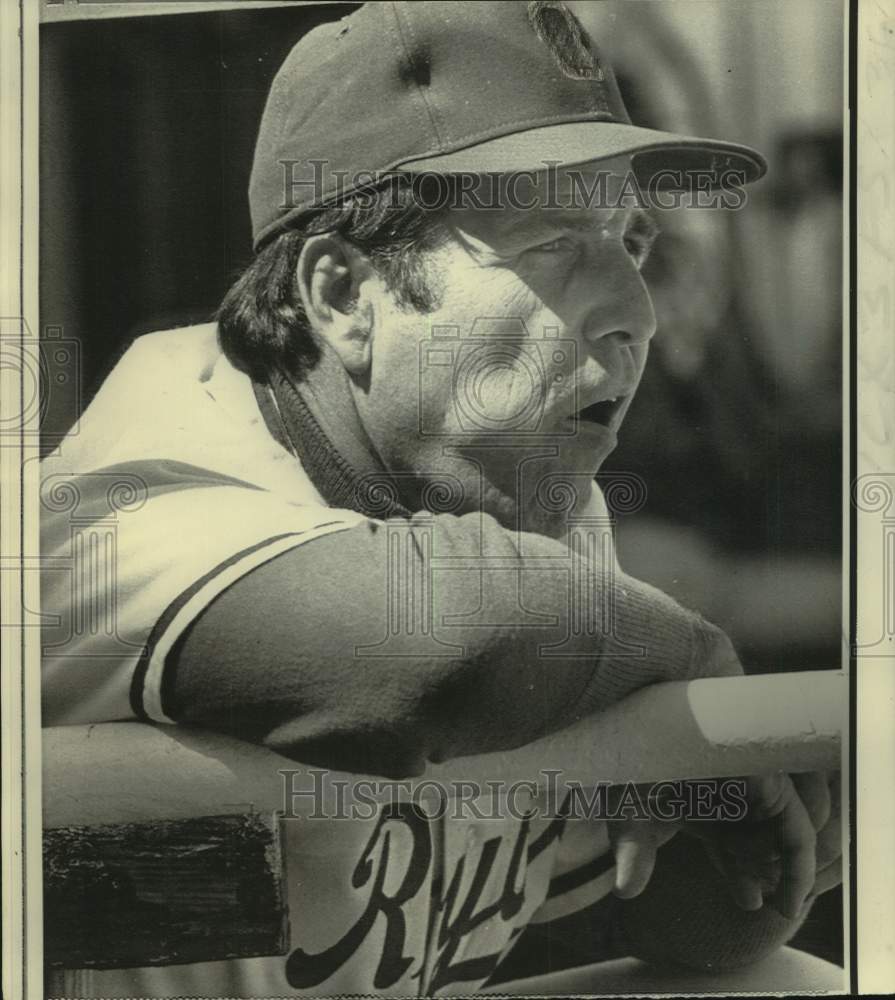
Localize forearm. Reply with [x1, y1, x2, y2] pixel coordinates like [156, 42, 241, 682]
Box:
[167, 511, 739, 776]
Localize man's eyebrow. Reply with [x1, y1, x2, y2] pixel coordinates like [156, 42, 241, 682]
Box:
[509, 207, 662, 242]
[553, 207, 660, 237]
[479, 207, 662, 249]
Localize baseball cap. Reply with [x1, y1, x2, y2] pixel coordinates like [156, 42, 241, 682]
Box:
[249, 0, 767, 250]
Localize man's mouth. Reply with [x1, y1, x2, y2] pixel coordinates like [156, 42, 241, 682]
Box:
[573, 395, 628, 428]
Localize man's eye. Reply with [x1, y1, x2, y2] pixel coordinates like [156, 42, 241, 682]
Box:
[528, 236, 575, 254]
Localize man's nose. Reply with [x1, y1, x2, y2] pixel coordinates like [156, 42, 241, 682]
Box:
[577, 260, 658, 349]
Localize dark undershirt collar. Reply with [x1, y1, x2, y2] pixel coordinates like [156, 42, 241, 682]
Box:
[252, 357, 413, 521]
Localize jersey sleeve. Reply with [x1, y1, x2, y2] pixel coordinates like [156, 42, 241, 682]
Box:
[39, 458, 367, 726]
[166, 506, 740, 777]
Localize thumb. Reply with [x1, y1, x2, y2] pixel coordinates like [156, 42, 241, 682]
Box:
[610, 821, 676, 899]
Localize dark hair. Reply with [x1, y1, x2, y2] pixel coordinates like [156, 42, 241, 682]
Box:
[217, 175, 451, 382]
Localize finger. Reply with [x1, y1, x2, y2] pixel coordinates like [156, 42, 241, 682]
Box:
[730, 872, 764, 911]
[821, 773, 842, 855]
[744, 772, 817, 919]
[815, 806, 843, 870]
[827, 771, 842, 806]
[794, 856, 844, 921]
[612, 836, 656, 899]
[610, 825, 665, 899]
[814, 856, 843, 896]
[708, 840, 772, 910]
[792, 771, 831, 832]
[746, 771, 790, 821]
[769, 779, 818, 920]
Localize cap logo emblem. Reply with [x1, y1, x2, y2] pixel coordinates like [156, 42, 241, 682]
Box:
[528, 1, 605, 81]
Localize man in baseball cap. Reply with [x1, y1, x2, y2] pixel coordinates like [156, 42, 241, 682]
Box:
[42, 2, 842, 995]
[249, 0, 765, 247]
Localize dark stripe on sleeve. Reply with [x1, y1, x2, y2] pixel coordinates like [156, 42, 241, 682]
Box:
[545, 850, 615, 901]
[129, 532, 301, 721]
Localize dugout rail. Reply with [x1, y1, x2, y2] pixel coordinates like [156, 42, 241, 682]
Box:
[43, 669, 844, 974]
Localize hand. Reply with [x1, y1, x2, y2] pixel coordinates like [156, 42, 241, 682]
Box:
[607, 772, 842, 919]
[691, 771, 838, 919]
[811, 772, 843, 896]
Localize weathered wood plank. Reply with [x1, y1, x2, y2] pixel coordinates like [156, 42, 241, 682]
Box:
[44, 812, 288, 969]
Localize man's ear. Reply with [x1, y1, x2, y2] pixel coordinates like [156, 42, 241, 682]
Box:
[296, 233, 375, 376]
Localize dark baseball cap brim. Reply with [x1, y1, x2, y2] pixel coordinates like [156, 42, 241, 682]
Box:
[394, 121, 767, 190]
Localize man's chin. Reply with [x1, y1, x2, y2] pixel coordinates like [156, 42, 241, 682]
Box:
[481, 478, 599, 539]
[419, 437, 609, 537]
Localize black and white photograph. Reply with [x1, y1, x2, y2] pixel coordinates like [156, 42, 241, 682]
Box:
[1, 0, 893, 997]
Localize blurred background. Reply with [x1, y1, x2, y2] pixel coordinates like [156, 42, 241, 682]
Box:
[39, 0, 845, 973]
[575, 0, 844, 682]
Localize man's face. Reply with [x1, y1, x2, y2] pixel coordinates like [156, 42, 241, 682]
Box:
[354, 161, 659, 535]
